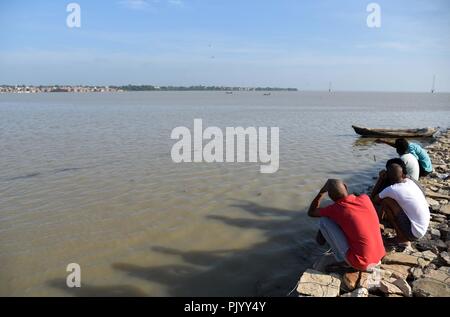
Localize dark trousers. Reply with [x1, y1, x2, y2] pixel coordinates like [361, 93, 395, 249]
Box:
[419, 164, 431, 177]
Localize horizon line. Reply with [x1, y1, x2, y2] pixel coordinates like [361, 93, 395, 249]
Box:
[1, 84, 449, 94]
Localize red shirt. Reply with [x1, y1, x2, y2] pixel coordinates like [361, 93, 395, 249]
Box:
[319, 194, 385, 271]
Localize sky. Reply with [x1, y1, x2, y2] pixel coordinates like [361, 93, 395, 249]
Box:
[0, 0, 449, 91]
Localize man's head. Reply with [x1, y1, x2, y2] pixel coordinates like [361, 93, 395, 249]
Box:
[386, 158, 407, 183]
[395, 138, 409, 156]
[326, 179, 348, 202]
[386, 158, 408, 174]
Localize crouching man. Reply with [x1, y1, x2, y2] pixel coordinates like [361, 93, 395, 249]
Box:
[308, 179, 385, 273]
[372, 161, 430, 247]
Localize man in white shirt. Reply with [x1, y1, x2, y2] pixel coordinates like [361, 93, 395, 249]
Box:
[373, 161, 429, 244]
[370, 158, 424, 199]
[376, 138, 433, 177]
[400, 153, 420, 181]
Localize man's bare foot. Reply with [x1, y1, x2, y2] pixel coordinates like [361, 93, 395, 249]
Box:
[383, 237, 411, 252]
[325, 261, 357, 274]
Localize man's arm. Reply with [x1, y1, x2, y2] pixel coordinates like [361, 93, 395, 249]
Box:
[372, 194, 382, 205]
[375, 138, 396, 148]
[370, 170, 387, 201]
[308, 181, 328, 218]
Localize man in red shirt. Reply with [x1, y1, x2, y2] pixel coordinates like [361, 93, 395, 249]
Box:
[308, 179, 385, 272]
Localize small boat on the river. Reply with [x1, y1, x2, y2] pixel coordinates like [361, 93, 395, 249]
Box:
[352, 125, 438, 138]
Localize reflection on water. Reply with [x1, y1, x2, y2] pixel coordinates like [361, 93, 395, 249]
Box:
[0, 91, 449, 296]
[352, 136, 437, 148]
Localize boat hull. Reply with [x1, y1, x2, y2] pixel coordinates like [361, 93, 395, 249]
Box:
[352, 125, 438, 138]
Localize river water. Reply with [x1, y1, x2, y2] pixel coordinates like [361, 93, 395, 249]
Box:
[0, 91, 449, 296]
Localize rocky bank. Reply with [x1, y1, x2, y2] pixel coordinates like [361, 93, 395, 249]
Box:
[296, 129, 450, 297]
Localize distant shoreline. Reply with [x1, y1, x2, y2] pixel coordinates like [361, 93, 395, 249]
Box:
[0, 85, 298, 94]
[1, 87, 449, 94]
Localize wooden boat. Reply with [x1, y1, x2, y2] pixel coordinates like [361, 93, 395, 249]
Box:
[352, 125, 438, 138]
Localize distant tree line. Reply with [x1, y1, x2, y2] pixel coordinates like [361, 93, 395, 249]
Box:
[113, 85, 298, 91]
[1, 84, 298, 93]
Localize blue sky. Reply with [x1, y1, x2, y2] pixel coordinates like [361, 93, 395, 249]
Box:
[1, 0, 449, 91]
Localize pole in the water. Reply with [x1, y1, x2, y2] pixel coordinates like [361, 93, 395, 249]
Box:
[328, 81, 332, 93]
[431, 75, 436, 93]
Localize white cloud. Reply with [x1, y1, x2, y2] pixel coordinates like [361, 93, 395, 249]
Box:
[168, 0, 183, 7]
[118, 0, 151, 10]
[355, 37, 450, 53]
[355, 42, 413, 51]
[118, 0, 184, 11]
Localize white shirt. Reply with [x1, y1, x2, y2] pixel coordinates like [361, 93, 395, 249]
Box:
[379, 178, 430, 238]
[401, 153, 420, 181]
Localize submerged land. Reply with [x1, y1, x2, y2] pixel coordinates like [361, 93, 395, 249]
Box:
[296, 129, 450, 297]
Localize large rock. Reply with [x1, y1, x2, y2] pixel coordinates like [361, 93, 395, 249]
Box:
[422, 268, 450, 284]
[297, 269, 341, 297]
[431, 213, 447, 221]
[429, 221, 441, 229]
[411, 250, 438, 262]
[392, 278, 412, 297]
[439, 204, 450, 216]
[416, 239, 447, 253]
[427, 197, 440, 207]
[433, 239, 448, 251]
[440, 251, 450, 265]
[423, 263, 437, 275]
[413, 265, 450, 297]
[342, 272, 360, 292]
[382, 252, 430, 268]
[380, 264, 410, 280]
[440, 228, 450, 242]
[430, 228, 441, 239]
[379, 280, 403, 295]
[410, 267, 424, 280]
[412, 278, 450, 297]
[430, 205, 441, 212]
[430, 215, 446, 223]
[358, 272, 379, 290]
